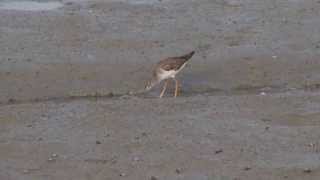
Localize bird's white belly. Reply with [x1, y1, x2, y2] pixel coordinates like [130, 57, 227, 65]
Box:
[158, 62, 187, 80]
[159, 70, 177, 80]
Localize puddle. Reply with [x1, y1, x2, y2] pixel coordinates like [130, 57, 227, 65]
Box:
[0, 0, 63, 11]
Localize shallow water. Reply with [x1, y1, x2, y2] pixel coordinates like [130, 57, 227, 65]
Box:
[0, 1, 63, 11]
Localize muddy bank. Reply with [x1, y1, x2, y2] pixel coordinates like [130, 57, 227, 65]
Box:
[1, 90, 320, 180]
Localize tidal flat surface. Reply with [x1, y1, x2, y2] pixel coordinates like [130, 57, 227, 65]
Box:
[1, 0, 320, 179]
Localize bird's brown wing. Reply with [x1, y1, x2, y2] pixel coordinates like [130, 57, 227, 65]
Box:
[157, 58, 188, 71]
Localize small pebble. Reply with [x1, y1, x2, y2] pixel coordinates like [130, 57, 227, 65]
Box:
[215, 149, 223, 154]
[272, 55, 277, 59]
[48, 158, 54, 161]
[133, 156, 140, 161]
[96, 140, 102, 145]
[8, 98, 16, 103]
[150, 176, 158, 180]
[23, 169, 29, 174]
[175, 168, 182, 174]
[51, 153, 57, 157]
[260, 92, 266, 96]
[119, 173, 126, 177]
[134, 136, 140, 140]
[303, 168, 312, 173]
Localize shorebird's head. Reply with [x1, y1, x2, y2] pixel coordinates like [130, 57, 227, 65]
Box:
[145, 78, 159, 91]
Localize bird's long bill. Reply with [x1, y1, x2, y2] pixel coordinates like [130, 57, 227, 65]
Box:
[179, 51, 195, 60]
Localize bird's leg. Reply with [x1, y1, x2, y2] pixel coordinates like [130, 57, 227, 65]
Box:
[159, 80, 168, 98]
[174, 78, 179, 97]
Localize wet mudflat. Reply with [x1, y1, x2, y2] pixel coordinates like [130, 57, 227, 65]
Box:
[1, 90, 320, 180]
[1, 0, 320, 179]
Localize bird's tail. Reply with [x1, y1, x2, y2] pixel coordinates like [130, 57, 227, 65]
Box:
[179, 51, 195, 60]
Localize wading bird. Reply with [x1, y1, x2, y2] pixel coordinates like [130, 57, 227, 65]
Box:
[145, 51, 195, 98]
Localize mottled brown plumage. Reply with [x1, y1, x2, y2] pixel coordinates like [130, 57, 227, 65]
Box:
[145, 51, 195, 98]
[157, 58, 189, 71]
[157, 51, 195, 71]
